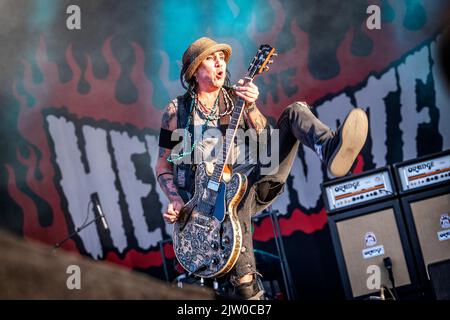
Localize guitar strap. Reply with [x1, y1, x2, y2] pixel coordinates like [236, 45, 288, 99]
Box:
[174, 93, 195, 204]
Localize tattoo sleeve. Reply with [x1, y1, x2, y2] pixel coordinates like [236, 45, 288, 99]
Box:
[161, 101, 177, 130]
[244, 103, 268, 135]
[157, 171, 183, 202]
[156, 101, 183, 202]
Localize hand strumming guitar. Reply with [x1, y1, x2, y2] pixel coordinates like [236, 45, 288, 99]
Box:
[163, 198, 184, 224]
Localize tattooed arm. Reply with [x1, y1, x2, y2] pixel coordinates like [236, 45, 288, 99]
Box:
[155, 101, 184, 223]
[244, 103, 268, 135]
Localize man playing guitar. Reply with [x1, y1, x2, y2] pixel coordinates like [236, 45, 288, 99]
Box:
[156, 37, 368, 300]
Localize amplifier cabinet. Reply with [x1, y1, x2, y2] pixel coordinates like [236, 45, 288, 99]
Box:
[400, 186, 450, 285]
[328, 200, 419, 299]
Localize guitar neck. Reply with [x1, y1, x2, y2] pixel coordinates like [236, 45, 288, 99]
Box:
[207, 44, 275, 185]
[210, 78, 252, 183]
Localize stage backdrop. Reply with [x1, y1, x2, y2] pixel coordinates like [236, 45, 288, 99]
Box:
[1, 0, 449, 299]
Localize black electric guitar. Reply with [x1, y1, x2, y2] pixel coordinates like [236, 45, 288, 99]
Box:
[172, 44, 276, 278]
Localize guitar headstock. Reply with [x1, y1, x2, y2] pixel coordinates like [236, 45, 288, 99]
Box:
[247, 44, 276, 78]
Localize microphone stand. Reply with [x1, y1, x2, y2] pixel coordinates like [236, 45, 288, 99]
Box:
[52, 207, 105, 252]
[255, 206, 297, 300]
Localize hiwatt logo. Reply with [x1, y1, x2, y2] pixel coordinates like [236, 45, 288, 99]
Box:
[362, 245, 385, 259]
[362, 232, 384, 259]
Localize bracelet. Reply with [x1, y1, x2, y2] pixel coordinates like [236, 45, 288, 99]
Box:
[157, 172, 173, 180]
[245, 103, 256, 113]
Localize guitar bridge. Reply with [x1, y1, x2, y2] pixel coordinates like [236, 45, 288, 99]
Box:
[193, 223, 209, 230]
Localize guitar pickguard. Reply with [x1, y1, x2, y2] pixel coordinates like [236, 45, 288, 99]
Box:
[212, 183, 226, 222]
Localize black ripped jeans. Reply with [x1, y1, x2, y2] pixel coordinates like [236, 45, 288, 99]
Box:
[229, 101, 334, 281]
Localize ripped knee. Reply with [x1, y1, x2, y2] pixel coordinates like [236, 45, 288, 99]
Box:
[256, 180, 285, 204]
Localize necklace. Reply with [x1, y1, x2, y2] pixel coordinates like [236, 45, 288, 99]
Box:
[195, 88, 234, 121]
[221, 87, 235, 116]
[196, 94, 219, 120]
[197, 97, 214, 114]
[195, 93, 219, 121]
[166, 87, 235, 163]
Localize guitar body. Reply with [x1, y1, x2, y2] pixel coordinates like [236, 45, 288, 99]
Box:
[172, 162, 247, 278]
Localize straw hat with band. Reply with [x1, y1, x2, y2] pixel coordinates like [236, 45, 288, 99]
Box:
[182, 37, 232, 82]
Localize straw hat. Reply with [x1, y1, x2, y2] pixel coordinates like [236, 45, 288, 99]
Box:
[182, 37, 232, 82]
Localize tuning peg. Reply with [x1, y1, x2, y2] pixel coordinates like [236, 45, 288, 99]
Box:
[265, 66, 270, 71]
[268, 59, 274, 64]
[272, 53, 278, 57]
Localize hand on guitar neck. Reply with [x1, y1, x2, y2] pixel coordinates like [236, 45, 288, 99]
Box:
[234, 79, 267, 135]
[234, 79, 259, 104]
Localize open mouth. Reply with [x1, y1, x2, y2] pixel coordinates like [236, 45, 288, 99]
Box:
[216, 70, 224, 79]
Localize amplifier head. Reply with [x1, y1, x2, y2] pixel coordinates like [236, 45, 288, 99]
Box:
[321, 166, 396, 214]
[393, 149, 450, 195]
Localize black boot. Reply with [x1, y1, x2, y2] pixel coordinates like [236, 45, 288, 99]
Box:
[234, 275, 266, 300]
[317, 108, 368, 177]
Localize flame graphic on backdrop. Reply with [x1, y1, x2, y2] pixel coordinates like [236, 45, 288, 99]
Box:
[6, 36, 162, 258]
[248, 0, 443, 120]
